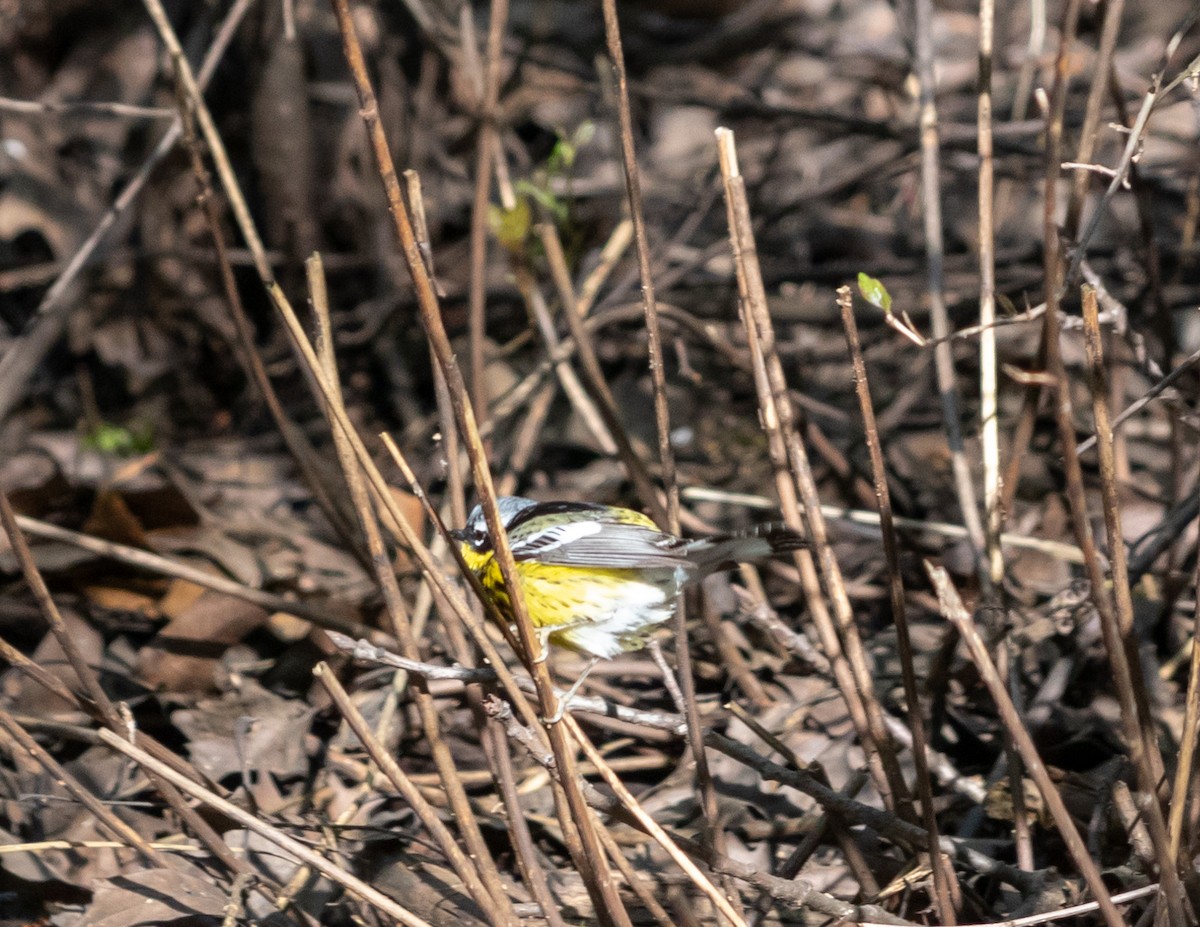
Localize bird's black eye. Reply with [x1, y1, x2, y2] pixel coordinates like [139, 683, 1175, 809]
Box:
[470, 528, 491, 551]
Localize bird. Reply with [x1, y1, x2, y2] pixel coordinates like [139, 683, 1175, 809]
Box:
[450, 496, 808, 721]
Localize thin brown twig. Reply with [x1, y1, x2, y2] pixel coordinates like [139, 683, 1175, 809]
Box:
[977, 0, 1002, 587]
[718, 133, 881, 789]
[180, 105, 368, 569]
[599, 0, 677, 532]
[1168, 532, 1200, 861]
[308, 257, 515, 921]
[1062, 0, 1127, 239]
[0, 0, 254, 424]
[1081, 286, 1183, 921]
[598, 9, 724, 911]
[313, 663, 499, 913]
[13, 512, 381, 641]
[715, 128, 909, 814]
[1034, 12, 1178, 921]
[96, 728, 434, 927]
[487, 713, 569, 927]
[837, 285, 959, 922]
[565, 715, 747, 927]
[913, 0, 989, 590]
[537, 223, 666, 523]
[403, 176, 566, 927]
[0, 709, 159, 863]
[1, 493, 297, 918]
[465, 0, 510, 428]
[924, 564, 1125, 927]
[405, 169, 471, 649]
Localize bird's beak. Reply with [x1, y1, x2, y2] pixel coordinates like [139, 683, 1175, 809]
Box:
[447, 529, 467, 542]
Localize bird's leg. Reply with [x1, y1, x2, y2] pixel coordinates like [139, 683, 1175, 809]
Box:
[532, 626, 552, 664]
[647, 639, 686, 715]
[544, 655, 600, 724]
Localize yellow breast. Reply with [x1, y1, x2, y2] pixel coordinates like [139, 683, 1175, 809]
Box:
[457, 543, 678, 658]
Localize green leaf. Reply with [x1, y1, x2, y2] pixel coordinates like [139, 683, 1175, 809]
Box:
[546, 137, 573, 175]
[83, 421, 155, 456]
[856, 272, 892, 315]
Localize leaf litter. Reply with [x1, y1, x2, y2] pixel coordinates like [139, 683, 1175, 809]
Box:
[1, 0, 1199, 925]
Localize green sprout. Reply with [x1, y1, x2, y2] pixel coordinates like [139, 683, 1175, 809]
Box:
[83, 421, 156, 457]
[856, 272, 893, 315]
[491, 121, 595, 256]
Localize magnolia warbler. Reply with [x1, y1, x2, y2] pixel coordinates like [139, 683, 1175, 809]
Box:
[451, 496, 808, 719]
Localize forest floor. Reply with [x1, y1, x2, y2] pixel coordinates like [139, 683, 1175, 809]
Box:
[2, 0, 1200, 924]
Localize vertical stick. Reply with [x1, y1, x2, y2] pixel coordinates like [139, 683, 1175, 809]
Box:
[599, 0, 677, 530]
[308, 256, 518, 925]
[1081, 287, 1183, 924]
[598, 7, 731, 912]
[978, 0, 1003, 587]
[1063, 0, 1127, 239]
[537, 223, 667, 526]
[914, 0, 990, 589]
[926, 565, 1125, 927]
[716, 128, 910, 815]
[314, 664, 498, 916]
[1032, 5, 1172, 896]
[1168, 572, 1200, 861]
[837, 286, 959, 922]
[466, 0, 511, 429]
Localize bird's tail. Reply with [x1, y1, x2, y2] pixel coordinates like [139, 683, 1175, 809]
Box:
[683, 523, 809, 575]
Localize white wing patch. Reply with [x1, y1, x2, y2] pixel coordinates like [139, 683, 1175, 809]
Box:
[512, 520, 603, 556]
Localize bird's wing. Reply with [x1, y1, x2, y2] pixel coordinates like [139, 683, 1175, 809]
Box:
[509, 516, 689, 569]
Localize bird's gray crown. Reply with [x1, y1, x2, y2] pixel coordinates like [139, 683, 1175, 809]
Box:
[460, 496, 538, 550]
